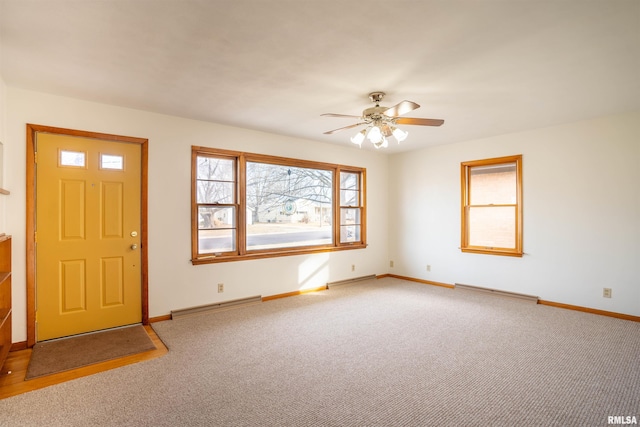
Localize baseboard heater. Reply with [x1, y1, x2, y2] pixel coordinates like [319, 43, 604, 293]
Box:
[454, 283, 539, 303]
[327, 274, 377, 289]
[171, 295, 262, 319]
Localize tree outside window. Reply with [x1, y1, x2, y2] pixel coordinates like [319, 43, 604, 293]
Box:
[192, 146, 366, 263]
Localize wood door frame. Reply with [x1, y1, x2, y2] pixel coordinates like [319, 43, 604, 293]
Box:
[26, 124, 149, 347]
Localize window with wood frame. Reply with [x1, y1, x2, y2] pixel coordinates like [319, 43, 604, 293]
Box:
[192, 146, 366, 264]
[461, 155, 522, 257]
[339, 171, 363, 244]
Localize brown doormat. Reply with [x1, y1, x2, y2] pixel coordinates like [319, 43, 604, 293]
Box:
[25, 325, 156, 380]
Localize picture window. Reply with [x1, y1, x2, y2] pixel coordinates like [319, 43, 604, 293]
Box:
[192, 146, 366, 264]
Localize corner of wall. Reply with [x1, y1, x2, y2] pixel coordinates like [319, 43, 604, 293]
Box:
[0, 73, 7, 232]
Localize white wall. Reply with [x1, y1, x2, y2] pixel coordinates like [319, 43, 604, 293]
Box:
[0, 75, 6, 232]
[389, 111, 640, 316]
[5, 87, 389, 342]
[5, 85, 638, 345]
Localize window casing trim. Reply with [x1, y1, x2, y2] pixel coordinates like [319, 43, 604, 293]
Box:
[460, 154, 523, 257]
[192, 146, 366, 264]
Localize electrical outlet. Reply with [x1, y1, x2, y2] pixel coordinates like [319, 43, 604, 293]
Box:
[603, 288, 612, 298]
[218, 283, 224, 293]
[351, 264, 355, 272]
[390, 260, 394, 268]
[426, 265, 431, 272]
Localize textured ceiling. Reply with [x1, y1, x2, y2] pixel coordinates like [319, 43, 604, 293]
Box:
[1, 0, 639, 153]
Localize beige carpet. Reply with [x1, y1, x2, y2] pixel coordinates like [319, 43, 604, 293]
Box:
[2, 278, 639, 426]
[25, 325, 156, 380]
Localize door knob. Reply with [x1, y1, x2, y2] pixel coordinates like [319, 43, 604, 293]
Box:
[131, 244, 138, 250]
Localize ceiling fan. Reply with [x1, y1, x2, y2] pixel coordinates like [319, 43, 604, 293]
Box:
[321, 92, 444, 148]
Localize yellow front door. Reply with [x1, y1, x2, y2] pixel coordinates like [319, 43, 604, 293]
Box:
[36, 132, 142, 341]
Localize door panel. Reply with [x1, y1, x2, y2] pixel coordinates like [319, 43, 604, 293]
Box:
[60, 259, 86, 312]
[102, 182, 124, 238]
[101, 256, 125, 306]
[36, 133, 142, 341]
[61, 180, 86, 239]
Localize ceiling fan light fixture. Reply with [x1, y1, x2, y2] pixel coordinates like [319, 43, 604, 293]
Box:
[350, 129, 366, 146]
[391, 126, 408, 142]
[322, 91, 444, 149]
[366, 126, 383, 144]
[373, 137, 389, 149]
[351, 123, 407, 148]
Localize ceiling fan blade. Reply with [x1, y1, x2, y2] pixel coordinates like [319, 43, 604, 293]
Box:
[383, 100, 420, 117]
[395, 117, 444, 127]
[323, 122, 367, 135]
[321, 113, 362, 119]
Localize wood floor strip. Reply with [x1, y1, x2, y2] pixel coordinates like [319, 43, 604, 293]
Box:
[0, 325, 168, 399]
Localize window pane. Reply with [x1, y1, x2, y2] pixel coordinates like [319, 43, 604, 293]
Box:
[246, 162, 332, 250]
[101, 154, 124, 170]
[196, 156, 234, 181]
[340, 225, 361, 243]
[470, 162, 516, 205]
[340, 190, 359, 206]
[60, 150, 86, 167]
[340, 172, 358, 190]
[468, 206, 516, 248]
[198, 206, 236, 229]
[340, 208, 361, 225]
[197, 181, 235, 204]
[247, 224, 332, 250]
[340, 172, 360, 206]
[198, 229, 236, 253]
[340, 207, 361, 243]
